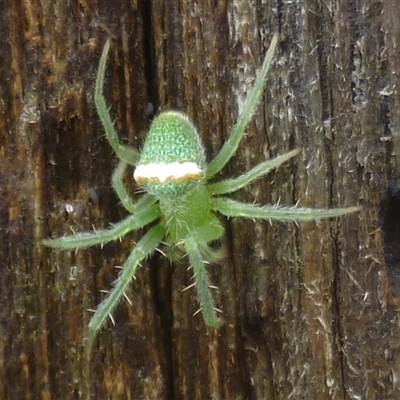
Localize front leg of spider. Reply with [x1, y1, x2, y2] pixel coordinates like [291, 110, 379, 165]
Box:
[43, 33, 360, 352]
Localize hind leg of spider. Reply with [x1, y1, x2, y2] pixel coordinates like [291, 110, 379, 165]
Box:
[206, 33, 279, 178]
[95, 38, 140, 165]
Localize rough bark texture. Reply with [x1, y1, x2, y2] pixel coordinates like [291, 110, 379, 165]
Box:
[1, 1, 398, 399]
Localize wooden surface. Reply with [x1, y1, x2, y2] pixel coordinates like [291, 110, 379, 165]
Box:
[1, 1, 399, 399]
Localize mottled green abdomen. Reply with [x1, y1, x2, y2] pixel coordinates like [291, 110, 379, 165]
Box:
[134, 111, 206, 198]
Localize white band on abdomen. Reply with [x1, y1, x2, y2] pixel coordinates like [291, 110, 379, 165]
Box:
[134, 161, 203, 183]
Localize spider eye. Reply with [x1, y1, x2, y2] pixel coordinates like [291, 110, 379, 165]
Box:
[134, 111, 206, 197]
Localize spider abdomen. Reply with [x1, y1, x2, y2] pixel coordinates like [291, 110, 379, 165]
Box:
[134, 111, 206, 198]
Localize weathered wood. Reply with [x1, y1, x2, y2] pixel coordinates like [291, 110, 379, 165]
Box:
[1, 0, 399, 398]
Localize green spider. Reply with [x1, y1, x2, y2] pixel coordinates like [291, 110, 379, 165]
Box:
[43, 33, 359, 350]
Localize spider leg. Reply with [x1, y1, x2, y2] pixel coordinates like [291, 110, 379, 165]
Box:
[95, 38, 140, 166]
[206, 33, 279, 178]
[208, 149, 300, 195]
[112, 160, 157, 213]
[212, 198, 361, 221]
[87, 223, 166, 351]
[42, 201, 161, 250]
[185, 237, 221, 328]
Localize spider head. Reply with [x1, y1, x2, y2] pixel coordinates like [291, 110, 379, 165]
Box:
[134, 111, 206, 199]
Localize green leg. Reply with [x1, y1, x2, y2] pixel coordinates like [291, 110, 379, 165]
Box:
[95, 39, 140, 166]
[87, 223, 166, 351]
[185, 237, 221, 328]
[208, 149, 299, 195]
[112, 160, 157, 213]
[212, 198, 361, 221]
[42, 203, 161, 250]
[206, 33, 279, 178]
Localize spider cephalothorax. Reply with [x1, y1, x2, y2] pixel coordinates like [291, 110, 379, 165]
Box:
[43, 33, 359, 350]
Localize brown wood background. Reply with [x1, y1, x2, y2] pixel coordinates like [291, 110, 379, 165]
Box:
[1, 1, 399, 399]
